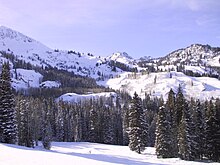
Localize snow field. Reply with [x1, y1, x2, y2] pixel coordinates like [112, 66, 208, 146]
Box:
[1, 142, 219, 165]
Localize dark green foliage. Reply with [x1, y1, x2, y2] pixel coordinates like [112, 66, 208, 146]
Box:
[42, 100, 52, 150]
[128, 92, 148, 154]
[178, 101, 195, 161]
[0, 62, 17, 144]
[175, 85, 184, 126]
[155, 106, 173, 158]
[88, 106, 99, 143]
[205, 99, 220, 162]
[165, 88, 178, 157]
[192, 99, 205, 160]
[16, 97, 34, 147]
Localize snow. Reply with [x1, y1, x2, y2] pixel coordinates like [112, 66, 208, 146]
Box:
[0, 26, 220, 101]
[108, 52, 134, 65]
[12, 69, 43, 90]
[0, 142, 219, 165]
[57, 92, 117, 103]
[40, 81, 61, 88]
[105, 71, 220, 101]
[0, 26, 118, 80]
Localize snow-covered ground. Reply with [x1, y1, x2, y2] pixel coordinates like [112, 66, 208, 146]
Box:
[0, 142, 219, 165]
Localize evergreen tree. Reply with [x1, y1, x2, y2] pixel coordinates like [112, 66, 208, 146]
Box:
[0, 62, 17, 144]
[17, 98, 34, 147]
[122, 103, 129, 145]
[42, 100, 52, 150]
[175, 85, 184, 126]
[103, 107, 115, 144]
[205, 99, 220, 162]
[165, 88, 178, 157]
[178, 100, 195, 161]
[128, 92, 148, 154]
[88, 104, 99, 143]
[155, 106, 173, 158]
[55, 102, 64, 141]
[193, 99, 205, 160]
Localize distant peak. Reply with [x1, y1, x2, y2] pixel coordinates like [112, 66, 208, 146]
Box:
[0, 25, 35, 43]
[111, 52, 133, 60]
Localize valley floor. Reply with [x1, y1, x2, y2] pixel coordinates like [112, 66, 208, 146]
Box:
[0, 142, 219, 165]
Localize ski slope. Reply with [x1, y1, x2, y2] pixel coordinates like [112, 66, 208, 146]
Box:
[0, 142, 218, 165]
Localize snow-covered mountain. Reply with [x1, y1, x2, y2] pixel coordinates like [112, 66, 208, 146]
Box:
[158, 44, 220, 67]
[0, 26, 122, 79]
[0, 26, 220, 101]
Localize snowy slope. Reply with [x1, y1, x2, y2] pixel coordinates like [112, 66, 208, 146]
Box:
[0, 142, 218, 165]
[159, 44, 220, 67]
[12, 69, 43, 90]
[105, 71, 220, 101]
[0, 26, 119, 80]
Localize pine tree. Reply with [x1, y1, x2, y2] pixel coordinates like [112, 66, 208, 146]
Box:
[175, 85, 184, 126]
[17, 98, 34, 147]
[88, 105, 99, 143]
[205, 99, 220, 162]
[178, 100, 195, 161]
[103, 107, 115, 144]
[0, 62, 17, 144]
[193, 99, 205, 160]
[122, 103, 129, 145]
[155, 106, 173, 158]
[42, 100, 52, 150]
[128, 92, 148, 154]
[165, 88, 178, 157]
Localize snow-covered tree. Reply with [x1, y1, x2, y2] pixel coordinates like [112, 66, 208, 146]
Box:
[42, 100, 52, 150]
[103, 107, 115, 144]
[165, 88, 178, 157]
[88, 105, 99, 143]
[0, 62, 17, 144]
[178, 100, 195, 161]
[155, 106, 173, 158]
[17, 98, 34, 147]
[128, 92, 148, 154]
[192, 99, 205, 160]
[205, 99, 220, 162]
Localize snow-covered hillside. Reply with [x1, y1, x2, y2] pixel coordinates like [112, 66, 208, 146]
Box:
[0, 26, 220, 101]
[1, 142, 218, 165]
[104, 71, 220, 101]
[0, 26, 121, 80]
[158, 44, 220, 67]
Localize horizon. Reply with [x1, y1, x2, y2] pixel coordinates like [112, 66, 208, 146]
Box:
[0, 0, 220, 58]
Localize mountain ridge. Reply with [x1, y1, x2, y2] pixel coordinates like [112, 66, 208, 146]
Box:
[0, 26, 219, 101]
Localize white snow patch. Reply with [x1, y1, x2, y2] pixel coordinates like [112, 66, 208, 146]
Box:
[12, 69, 43, 90]
[40, 81, 61, 88]
[57, 92, 117, 103]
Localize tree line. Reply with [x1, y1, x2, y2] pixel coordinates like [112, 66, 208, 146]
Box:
[155, 87, 220, 162]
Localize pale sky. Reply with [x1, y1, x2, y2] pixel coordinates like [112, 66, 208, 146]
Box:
[0, 0, 220, 58]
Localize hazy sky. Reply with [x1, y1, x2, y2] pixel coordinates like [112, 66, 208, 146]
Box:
[0, 0, 220, 58]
